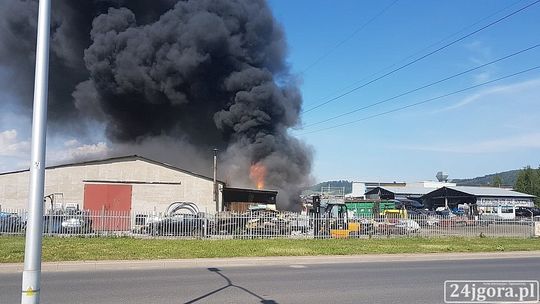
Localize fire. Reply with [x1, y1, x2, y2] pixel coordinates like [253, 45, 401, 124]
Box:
[249, 163, 267, 190]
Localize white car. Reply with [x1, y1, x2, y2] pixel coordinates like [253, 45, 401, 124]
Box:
[395, 219, 420, 233]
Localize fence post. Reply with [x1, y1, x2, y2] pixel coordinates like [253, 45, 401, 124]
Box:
[204, 216, 208, 239]
[532, 215, 536, 238]
[100, 206, 105, 236]
[531, 213, 534, 238]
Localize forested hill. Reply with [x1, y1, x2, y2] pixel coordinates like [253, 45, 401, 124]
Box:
[452, 170, 521, 186]
[306, 168, 529, 195]
[307, 180, 352, 194]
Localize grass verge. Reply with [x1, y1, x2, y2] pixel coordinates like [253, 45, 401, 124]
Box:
[1, 236, 539, 263]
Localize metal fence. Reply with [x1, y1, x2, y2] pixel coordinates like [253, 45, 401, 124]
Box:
[0, 208, 538, 239]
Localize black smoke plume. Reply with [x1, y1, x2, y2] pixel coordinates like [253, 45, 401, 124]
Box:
[0, 0, 313, 209]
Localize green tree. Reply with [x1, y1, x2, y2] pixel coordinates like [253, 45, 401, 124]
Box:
[514, 166, 540, 206]
[491, 174, 503, 187]
[537, 166, 540, 206]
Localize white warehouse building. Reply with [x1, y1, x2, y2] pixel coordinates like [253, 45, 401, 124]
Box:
[0, 155, 224, 213]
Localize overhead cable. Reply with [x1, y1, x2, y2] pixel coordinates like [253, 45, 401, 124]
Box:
[298, 65, 540, 135]
[302, 43, 540, 129]
[301, 0, 540, 114]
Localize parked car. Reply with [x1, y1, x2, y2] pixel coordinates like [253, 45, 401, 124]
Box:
[392, 199, 424, 210]
[148, 214, 205, 236]
[395, 219, 421, 234]
[408, 209, 439, 226]
[435, 209, 456, 218]
[515, 207, 540, 217]
[61, 215, 93, 234]
[0, 212, 25, 233]
[43, 213, 63, 233]
[43, 210, 93, 234]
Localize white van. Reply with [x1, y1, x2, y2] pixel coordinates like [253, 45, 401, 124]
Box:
[479, 205, 515, 220]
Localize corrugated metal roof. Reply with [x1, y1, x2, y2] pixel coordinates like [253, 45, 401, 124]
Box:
[0, 155, 225, 184]
[377, 186, 434, 195]
[448, 186, 535, 198]
[374, 185, 535, 199]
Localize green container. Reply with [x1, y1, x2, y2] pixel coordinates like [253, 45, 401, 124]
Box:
[346, 201, 396, 217]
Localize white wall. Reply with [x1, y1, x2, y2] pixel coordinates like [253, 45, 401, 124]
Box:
[476, 197, 534, 208]
[0, 158, 222, 212]
[351, 182, 366, 198]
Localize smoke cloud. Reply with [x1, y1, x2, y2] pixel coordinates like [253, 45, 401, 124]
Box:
[0, 0, 313, 209]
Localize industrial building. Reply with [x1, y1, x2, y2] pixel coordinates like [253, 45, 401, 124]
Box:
[222, 187, 277, 212]
[358, 173, 535, 213]
[364, 181, 458, 200]
[421, 186, 536, 210]
[0, 155, 225, 213]
[365, 185, 434, 200]
[350, 181, 406, 198]
[352, 173, 456, 199]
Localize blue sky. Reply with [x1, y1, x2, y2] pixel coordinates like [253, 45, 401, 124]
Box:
[1, 0, 539, 183]
[268, 0, 540, 182]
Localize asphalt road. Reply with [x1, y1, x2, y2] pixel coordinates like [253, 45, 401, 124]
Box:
[1, 257, 539, 304]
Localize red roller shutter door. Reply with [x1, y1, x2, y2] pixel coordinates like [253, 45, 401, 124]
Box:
[83, 184, 132, 231]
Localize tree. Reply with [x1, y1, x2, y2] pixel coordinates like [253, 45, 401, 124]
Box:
[491, 174, 503, 187]
[514, 166, 540, 206]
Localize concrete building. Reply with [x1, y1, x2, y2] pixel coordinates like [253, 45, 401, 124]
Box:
[0, 155, 224, 213]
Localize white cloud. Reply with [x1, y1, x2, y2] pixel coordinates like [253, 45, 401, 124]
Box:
[0, 131, 110, 172]
[439, 78, 540, 112]
[48, 141, 110, 164]
[464, 41, 495, 84]
[70, 142, 109, 159]
[397, 132, 540, 154]
[464, 41, 493, 63]
[0, 129, 30, 157]
[472, 71, 491, 84]
[63, 139, 80, 147]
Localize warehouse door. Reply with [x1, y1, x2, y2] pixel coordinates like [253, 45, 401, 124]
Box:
[83, 184, 132, 231]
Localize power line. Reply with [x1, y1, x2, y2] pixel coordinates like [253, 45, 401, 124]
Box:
[302, 0, 526, 114]
[301, 0, 540, 114]
[301, 0, 400, 74]
[298, 65, 540, 135]
[301, 43, 540, 129]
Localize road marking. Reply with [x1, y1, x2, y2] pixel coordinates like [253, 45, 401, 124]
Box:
[289, 265, 307, 268]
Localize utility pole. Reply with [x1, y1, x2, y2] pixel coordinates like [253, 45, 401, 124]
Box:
[213, 148, 219, 212]
[21, 0, 51, 303]
[444, 187, 449, 210]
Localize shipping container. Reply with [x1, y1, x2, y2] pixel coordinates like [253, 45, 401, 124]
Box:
[345, 201, 396, 217]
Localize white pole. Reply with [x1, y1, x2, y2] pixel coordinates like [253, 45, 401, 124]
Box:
[213, 149, 218, 212]
[21, 0, 51, 303]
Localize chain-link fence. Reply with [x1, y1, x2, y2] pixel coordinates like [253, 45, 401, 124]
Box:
[0, 208, 537, 239]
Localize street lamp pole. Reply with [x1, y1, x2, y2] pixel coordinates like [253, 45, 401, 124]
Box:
[21, 0, 51, 303]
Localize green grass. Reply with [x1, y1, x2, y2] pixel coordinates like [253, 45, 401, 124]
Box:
[1, 236, 539, 263]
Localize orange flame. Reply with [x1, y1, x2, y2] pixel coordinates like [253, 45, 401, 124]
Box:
[249, 163, 266, 190]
